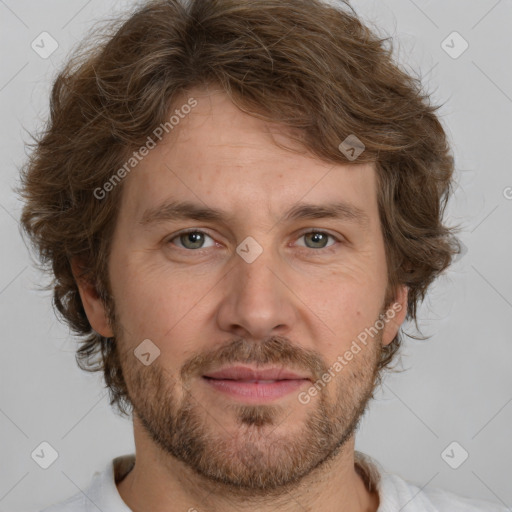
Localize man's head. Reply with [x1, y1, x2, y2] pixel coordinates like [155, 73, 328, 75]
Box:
[19, 0, 459, 493]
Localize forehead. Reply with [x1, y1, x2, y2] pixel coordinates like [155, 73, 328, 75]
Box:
[118, 88, 379, 227]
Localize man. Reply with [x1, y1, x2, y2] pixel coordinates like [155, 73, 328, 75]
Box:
[19, 0, 507, 511]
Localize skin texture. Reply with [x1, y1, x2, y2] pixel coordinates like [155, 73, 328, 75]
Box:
[75, 87, 408, 512]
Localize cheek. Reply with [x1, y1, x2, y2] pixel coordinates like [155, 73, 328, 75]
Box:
[109, 253, 215, 344]
[303, 266, 386, 351]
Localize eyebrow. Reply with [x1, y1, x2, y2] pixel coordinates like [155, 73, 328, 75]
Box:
[139, 199, 369, 229]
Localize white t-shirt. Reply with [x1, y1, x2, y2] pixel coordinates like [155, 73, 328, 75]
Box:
[39, 453, 508, 512]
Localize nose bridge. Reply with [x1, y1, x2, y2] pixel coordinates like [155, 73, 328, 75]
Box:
[216, 238, 296, 339]
[234, 239, 283, 311]
[237, 244, 279, 297]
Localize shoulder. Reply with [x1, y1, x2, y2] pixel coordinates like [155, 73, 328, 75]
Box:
[38, 455, 135, 512]
[379, 472, 509, 512]
[354, 452, 508, 512]
[39, 492, 88, 512]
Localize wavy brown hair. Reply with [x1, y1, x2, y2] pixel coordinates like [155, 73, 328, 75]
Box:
[19, 0, 460, 417]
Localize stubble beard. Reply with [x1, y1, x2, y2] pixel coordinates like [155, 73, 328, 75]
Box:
[117, 328, 383, 496]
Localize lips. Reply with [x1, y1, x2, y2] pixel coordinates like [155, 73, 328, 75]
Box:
[202, 365, 311, 402]
[203, 365, 310, 382]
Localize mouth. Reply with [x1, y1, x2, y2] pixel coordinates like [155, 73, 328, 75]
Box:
[202, 365, 311, 402]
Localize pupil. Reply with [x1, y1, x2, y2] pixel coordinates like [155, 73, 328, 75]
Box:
[184, 232, 203, 248]
[308, 232, 326, 248]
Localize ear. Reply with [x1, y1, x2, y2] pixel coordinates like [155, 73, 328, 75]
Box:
[381, 284, 408, 347]
[71, 258, 114, 338]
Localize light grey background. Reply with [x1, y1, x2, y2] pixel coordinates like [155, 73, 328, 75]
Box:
[1, 0, 511, 510]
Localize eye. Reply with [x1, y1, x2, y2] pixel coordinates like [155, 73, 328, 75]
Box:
[166, 229, 341, 252]
[295, 230, 340, 250]
[167, 230, 216, 250]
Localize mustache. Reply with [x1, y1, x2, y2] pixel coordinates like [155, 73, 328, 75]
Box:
[180, 336, 328, 383]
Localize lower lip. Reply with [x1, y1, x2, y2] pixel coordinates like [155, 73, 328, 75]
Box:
[202, 377, 309, 402]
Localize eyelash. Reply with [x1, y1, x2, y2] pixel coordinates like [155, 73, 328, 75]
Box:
[165, 229, 342, 254]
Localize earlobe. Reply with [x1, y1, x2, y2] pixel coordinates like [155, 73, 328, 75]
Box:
[71, 258, 114, 338]
[381, 284, 408, 346]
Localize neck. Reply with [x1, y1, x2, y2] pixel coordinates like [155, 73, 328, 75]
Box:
[116, 424, 380, 512]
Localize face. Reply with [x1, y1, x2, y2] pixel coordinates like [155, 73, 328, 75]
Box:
[79, 88, 407, 493]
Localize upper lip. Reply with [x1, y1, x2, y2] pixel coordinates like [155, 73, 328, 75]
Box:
[203, 365, 310, 381]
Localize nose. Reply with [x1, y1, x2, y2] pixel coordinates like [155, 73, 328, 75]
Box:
[215, 247, 298, 341]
